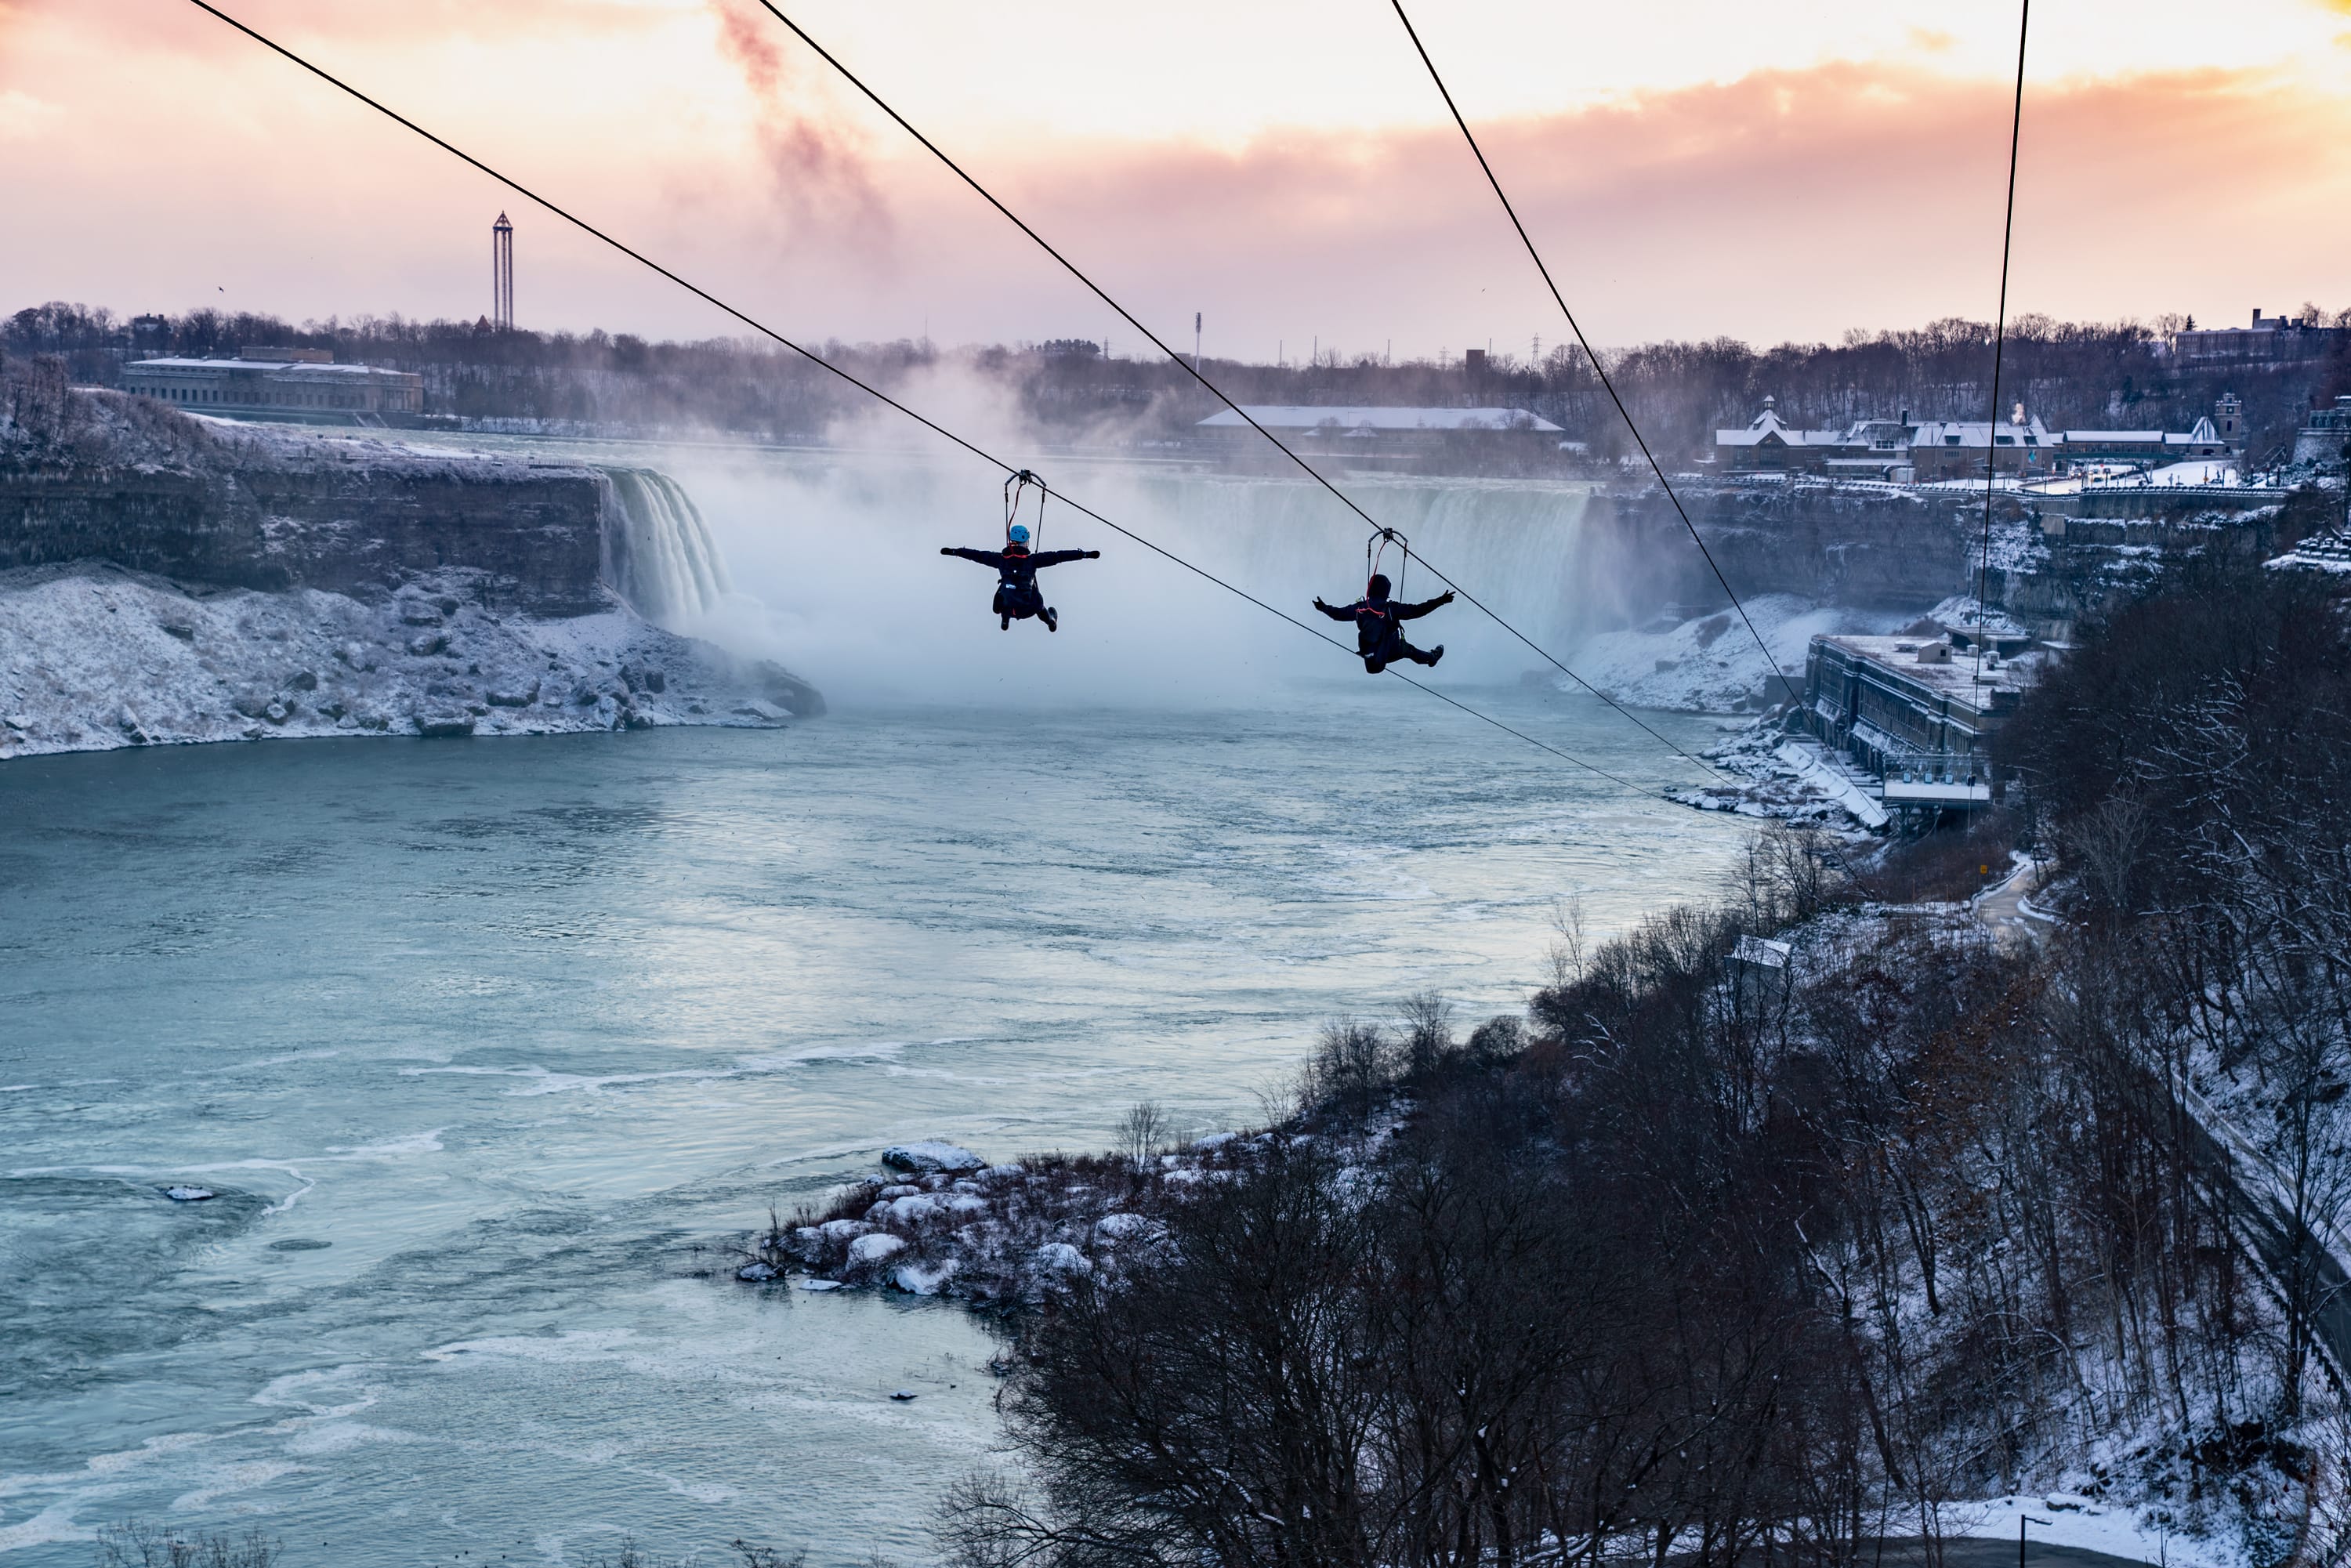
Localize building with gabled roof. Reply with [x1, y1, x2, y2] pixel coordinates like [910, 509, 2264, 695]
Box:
[1715, 397, 2237, 481]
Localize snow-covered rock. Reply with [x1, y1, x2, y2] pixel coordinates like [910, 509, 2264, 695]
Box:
[889, 1258, 959, 1295]
[736, 1261, 780, 1282]
[846, 1233, 907, 1265]
[1032, 1242, 1092, 1276]
[161, 1185, 216, 1202]
[0, 563, 814, 761]
[880, 1141, 985, 1175]
[1094, 1212, 1157, 1244]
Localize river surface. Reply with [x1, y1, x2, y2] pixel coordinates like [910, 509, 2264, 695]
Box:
[0, 690, 1747, 1565]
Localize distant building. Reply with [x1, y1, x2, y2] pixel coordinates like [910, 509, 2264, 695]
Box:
[1196, 404, 1562, 463]
[2291, 394, 2351, 469]
[1716, 395, 2236, 480]
[2172, 308, 2346, 367]
[1802, 632, 2035, 796]
[122, 350, 424, 419]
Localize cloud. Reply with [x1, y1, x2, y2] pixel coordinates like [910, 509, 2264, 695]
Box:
[922, 60, 2351, 350]
[706, 0, 891, 256]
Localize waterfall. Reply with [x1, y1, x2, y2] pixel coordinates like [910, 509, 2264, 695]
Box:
[600, 467, 732, 628]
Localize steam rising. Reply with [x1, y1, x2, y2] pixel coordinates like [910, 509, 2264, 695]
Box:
[709, 0, 892, 252]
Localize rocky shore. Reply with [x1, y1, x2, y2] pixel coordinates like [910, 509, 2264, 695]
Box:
[736, 1137, 1244, 1304]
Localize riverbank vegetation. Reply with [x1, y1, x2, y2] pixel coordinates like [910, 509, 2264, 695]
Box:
[813, 556, 2351, 1568]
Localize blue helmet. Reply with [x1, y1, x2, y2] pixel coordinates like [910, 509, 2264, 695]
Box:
[1007, 523, 1031, 544]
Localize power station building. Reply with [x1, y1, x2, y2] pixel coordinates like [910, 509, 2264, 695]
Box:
[122, 349, 425, 422]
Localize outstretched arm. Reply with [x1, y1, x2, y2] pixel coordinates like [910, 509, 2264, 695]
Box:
[1394, 591, 1456, 621]
[1311, 596, 1357, 621]
[940, 546, 1004, 568]
[1029, 549, 1102, 568]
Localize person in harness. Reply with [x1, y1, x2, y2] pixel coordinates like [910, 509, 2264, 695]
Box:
[1313, 573, 1452, 672]
[940, 523, 1100, 632]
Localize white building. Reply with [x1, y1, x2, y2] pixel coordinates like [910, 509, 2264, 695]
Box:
[123, 350, 424, 420]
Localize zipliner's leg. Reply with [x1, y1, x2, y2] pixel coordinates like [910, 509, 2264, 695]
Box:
[1396, 639, 1444, 668]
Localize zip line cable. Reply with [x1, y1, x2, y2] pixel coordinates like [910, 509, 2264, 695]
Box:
[748, 2, 1728, 787]
[1972, 2, 2030, 690]
[181, 0, 1657, 796]
[1387, 0, 1801, 712]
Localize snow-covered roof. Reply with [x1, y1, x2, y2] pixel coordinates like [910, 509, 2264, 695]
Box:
[1196, 405, 1561, 433]
[126, 357, 398, 378]
[1911, 416, 2054, 448]
[1714, 405, 1851, 447]
[1817, 634, 2035, 705]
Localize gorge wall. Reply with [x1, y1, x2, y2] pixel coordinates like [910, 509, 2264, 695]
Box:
[0, 378, 820, 759]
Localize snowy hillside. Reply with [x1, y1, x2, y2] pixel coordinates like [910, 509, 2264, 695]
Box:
[1567, 593, 1918, 712]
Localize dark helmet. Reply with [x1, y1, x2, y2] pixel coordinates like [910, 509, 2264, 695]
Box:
[1366, 573, 1392, 599]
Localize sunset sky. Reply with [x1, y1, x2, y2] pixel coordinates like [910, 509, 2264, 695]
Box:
[4, 0, 2349, 359]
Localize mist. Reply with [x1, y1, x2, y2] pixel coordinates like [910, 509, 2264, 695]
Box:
[651, 438, 1646, 712]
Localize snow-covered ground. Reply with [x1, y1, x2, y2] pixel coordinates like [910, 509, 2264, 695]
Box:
[1565, 594, 1917, 713]
[0, 563, 818, 760]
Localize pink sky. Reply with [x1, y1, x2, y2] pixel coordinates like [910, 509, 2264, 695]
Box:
[4, 0, 2349, 357]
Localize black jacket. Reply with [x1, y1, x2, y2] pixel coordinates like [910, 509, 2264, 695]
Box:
[1316, 592, 1448, 655]
[942, 545, 1096, 592]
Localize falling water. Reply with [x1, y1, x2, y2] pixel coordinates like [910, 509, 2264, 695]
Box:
[600, 467, 732, 628]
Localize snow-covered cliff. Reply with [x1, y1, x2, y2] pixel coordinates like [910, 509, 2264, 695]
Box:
[0, 368, 819, 759]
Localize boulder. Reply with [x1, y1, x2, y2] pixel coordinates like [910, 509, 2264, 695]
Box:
[735, 1261, 781, 1282]
[847, 1233, 907, 1266]
[1032, 1242, 1092, 1276]
[1095, 1212, 1157, 1244]
[890, 1259, 958, 1296]
[485, 681, 540, 708]
[161, 621, 196, 642]
[882, 1141, 985, 1175]
[415, 714, 476, 739]
[161, 1185, 216, 1202]
[286, 670, 319, 691]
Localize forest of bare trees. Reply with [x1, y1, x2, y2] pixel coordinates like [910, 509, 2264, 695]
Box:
[9, 300, 2345, 463]
[940, 553, 2351, 1568]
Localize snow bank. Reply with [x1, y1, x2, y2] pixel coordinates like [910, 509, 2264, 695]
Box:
[0, 562, 817, 761]
[1567, 595, 1914, 713]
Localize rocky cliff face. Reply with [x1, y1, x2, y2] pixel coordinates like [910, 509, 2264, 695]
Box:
[0, 386, 610, 614]
[0, 370, 820, 759]
[1579, 482, 1990, 613]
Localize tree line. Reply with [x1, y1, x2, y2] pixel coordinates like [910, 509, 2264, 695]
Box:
[9, 299, 2344, 461]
